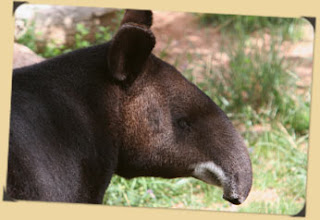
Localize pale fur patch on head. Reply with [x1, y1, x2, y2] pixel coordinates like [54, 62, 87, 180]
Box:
[191, 161, 241, 202]
[191, 161, 227, 186]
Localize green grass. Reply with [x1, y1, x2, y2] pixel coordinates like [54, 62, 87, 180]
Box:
[187, 31, 310, 135]
[104, 176, 225, 208]
[237, 199, 305, 215]
[15, 11, 310, 215]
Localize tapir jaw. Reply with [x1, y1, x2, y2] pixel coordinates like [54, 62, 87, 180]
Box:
[191, 161, 251, 205]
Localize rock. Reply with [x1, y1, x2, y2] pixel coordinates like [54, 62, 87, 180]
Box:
[13, 43, 45, 68]
[14, 4, 119, 48]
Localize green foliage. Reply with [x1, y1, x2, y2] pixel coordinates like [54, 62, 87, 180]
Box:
[196, 14, 303, 41]
[183, 29, 309, 136]
[16, 20, 38, 52]
[74, 23, 91, 49]
[95, 26, 113, 44]
[16, 10, 124, 58]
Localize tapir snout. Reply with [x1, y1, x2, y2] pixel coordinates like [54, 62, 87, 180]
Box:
[185, 97, 252, 205]
[190, 129, 252, 205]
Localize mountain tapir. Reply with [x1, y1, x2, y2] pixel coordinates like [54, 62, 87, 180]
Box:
[5, 9, 252, 205]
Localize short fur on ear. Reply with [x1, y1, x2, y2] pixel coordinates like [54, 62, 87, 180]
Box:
[121, 9, 153, 28]
[108, 24, 156, 82]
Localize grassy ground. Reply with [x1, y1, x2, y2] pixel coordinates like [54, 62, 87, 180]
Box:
[16, 11, 310, 215]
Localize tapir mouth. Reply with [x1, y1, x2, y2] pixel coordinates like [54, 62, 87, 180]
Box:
[190, 161, 249, 205]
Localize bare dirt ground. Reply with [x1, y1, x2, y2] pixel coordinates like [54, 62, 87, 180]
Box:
[151, 11, 314, 90]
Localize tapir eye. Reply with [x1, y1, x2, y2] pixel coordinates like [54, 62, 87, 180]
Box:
[177, 118, 191, 130]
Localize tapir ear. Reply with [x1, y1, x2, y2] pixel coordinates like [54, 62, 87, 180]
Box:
[108, 10, 155, 82]
[121, 9, 153, 28]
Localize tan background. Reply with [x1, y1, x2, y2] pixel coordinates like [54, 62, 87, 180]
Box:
[0, 0, 319, 219]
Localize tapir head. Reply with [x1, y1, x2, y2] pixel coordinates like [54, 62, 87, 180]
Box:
[108, 10, 252, 205]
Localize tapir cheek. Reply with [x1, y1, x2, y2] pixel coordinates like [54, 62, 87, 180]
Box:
[122, 86, 172, 151]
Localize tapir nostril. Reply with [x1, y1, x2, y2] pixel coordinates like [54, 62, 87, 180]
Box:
[223, 195, 242, 205]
